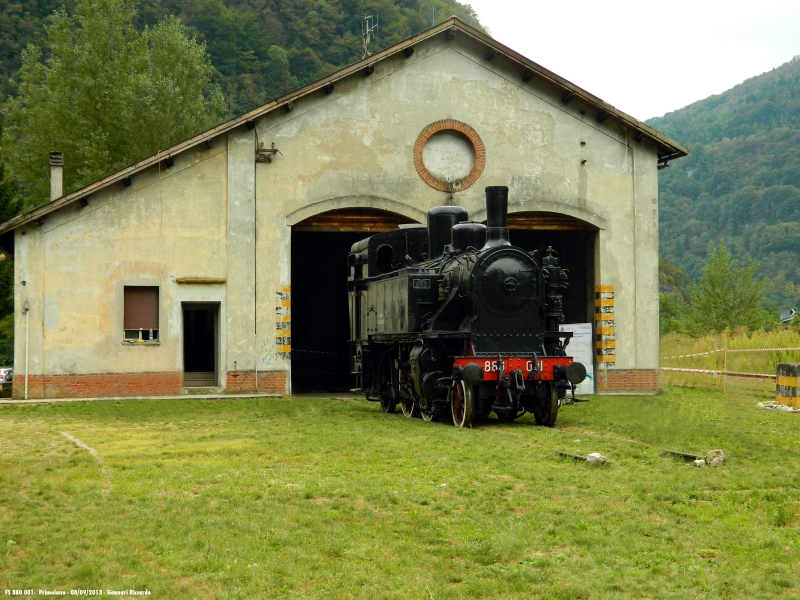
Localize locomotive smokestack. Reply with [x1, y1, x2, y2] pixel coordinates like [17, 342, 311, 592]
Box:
[482, 186, 510, 249]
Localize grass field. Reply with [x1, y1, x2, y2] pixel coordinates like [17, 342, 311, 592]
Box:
[1, 390, 798, 599]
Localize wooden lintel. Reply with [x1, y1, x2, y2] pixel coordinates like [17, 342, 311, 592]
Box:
[175, 278, 226, 284]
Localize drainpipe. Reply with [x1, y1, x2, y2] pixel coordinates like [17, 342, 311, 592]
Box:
[22, 299, 29, 400]
[49, 151, 63, 202]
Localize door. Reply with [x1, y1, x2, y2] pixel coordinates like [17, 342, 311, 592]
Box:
[183, 303, 218, 387]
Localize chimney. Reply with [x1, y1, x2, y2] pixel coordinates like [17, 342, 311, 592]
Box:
[49, 151, 63, 202]
[482, 186, 511, 249]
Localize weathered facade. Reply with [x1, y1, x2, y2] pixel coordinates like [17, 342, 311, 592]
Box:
[0, 19, 686, 399]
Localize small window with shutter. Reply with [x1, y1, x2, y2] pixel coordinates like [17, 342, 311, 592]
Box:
[124, 286, 159, 341]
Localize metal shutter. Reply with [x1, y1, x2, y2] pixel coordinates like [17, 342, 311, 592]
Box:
[124, 287, 159, 330]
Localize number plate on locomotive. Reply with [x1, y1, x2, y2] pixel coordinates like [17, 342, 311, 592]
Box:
[412, 279, 431, 289]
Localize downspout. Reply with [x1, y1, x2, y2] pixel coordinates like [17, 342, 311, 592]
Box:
[23, 299, 29, 399]
[253, 129, 258, 393]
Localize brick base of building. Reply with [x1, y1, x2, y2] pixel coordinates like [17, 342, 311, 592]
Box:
[15, 372, 184, 399]
[226, 370, 287, 394]
[13, 370, 288, 399]
[595, 368, 660, 394]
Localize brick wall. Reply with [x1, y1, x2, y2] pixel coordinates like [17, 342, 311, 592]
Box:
[14, 369, 288, 399]
[226, 370, 287, 394]
[594, 369, 660, 394]
[15, 372, 183, 399]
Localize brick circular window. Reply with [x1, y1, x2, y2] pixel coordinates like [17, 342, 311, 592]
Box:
[413, 119, 485, 192]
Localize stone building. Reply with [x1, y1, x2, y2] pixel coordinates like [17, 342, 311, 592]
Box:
[0, 18, 686, 399]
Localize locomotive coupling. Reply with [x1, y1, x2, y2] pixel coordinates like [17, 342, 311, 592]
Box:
[554, 362, 587, 385]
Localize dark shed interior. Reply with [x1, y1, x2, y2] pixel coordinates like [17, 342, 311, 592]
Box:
[291, 209, 417, 393]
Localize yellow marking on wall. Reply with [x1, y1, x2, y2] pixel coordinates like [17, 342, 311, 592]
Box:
[594, 298, 615, 307]
[595, 312, 615, 321]
[275, 286, 291, 360]
[594, 285, 615, 365]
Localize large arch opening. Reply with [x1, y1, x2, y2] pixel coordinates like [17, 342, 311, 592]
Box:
[507, 212, 597, 325]
[291, 208, 419, 393]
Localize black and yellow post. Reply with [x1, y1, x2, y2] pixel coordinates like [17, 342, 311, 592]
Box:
[776, 363, 800, 408]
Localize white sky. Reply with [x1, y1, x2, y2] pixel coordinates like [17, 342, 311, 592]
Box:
[462, 0, 800, 121]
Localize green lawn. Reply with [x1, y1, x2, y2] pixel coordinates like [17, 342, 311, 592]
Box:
[1, 389, 798, 599]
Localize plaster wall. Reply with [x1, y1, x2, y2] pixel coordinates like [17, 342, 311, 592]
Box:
[15, 140, 229, 382]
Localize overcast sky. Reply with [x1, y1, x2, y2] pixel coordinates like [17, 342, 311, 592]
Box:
[461, 0, 800, 121]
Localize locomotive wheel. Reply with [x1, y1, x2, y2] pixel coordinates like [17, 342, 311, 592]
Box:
[380, 394, 397, 414]
[421, 410, 436, 422]
[451, 380, 474, 428]
[534, 385, 559, 427]
[400, 397, 419, 418]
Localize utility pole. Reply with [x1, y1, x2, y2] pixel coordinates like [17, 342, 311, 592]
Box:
[431, 6, 436, 27]
[362, 14, 378, 59]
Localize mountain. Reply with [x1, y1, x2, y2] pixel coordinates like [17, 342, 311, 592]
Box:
[0, 1, 484, 117]
[647, 56, 800, 310]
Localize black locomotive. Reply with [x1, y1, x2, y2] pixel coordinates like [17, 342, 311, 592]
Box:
[347, 186, 586, 427]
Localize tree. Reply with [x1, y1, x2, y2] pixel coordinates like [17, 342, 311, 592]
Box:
[0, 162, 19, 365]
[2, 0, 227, 210]
[688, 240, 770, 333]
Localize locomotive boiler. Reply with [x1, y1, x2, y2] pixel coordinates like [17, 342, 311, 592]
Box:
[347, 186, 586, 427]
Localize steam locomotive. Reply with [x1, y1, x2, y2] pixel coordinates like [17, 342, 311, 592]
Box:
[347, 186, 586, 427]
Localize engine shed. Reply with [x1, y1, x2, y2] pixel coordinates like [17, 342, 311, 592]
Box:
[0, 18, 686, 399]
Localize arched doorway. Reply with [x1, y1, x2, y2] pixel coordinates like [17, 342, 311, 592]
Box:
[507, 212, 597, 324]
[291, 208, 419, 393]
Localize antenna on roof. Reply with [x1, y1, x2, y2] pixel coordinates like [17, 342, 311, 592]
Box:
[362, 14, 378, 59]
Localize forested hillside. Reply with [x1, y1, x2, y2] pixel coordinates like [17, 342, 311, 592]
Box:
[648, 57, 800, 310]
[0, 0, 483, 117]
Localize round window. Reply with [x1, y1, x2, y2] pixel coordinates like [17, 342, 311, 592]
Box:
[413, 120, 485, 192]
[422, 130, 475, 183]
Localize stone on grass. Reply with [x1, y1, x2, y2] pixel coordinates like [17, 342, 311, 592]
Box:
[707, 449, 724, 466]
[586, 452, 607, 464]
[757, 401, 800, 413]
[693, 459, 706, 468]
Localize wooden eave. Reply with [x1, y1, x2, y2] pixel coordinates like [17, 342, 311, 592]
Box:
[0, 17, 687, 237]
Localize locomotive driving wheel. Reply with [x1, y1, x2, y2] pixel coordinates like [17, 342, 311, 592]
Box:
[380, 394, 397, 413]
[451, 380, 474, 428]
[400, 396, 419, 418]
[421, 409, 436, 422]
[534, 384, 559, 427]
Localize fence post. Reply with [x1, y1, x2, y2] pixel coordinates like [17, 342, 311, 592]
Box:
[723, 332, 727, 396]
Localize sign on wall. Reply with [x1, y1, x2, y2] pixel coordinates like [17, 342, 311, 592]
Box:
[559, 323, 595, 395]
